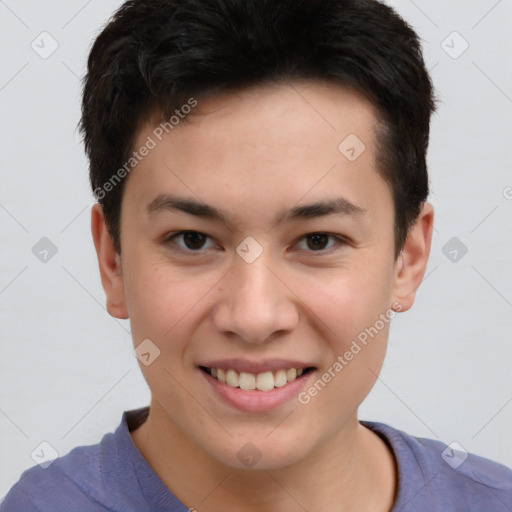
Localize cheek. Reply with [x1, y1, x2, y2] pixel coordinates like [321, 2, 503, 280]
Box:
[295, 269, 392, 431]
[296, 257, 394, 342]
[123, 256, 210, 351]
[291, 256, 394, 404]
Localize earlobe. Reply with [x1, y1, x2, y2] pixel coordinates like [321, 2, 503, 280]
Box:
[391, 202, 434, 312]
[91, 203, 129, 319]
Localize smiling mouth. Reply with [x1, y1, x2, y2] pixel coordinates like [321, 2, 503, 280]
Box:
[199, 366, 315, 392]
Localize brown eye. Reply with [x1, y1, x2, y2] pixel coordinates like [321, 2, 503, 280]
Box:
[167, 231, 216, 251]
[295, 233, 347, 253]
[182, 232, 207, 249]
[306, 233, 330, 251]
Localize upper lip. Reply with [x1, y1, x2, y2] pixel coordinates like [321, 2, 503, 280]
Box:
[197, 358, 315, 374]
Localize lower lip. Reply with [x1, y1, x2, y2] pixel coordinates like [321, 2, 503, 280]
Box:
[199, 368, 316, 412]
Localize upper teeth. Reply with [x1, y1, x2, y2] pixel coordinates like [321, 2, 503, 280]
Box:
[209, 367, 305, 391]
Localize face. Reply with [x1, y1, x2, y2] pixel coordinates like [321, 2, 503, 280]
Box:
[93, 81, 432, 470]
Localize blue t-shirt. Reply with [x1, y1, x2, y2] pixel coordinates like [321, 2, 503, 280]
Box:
[2, 407, 511, 511]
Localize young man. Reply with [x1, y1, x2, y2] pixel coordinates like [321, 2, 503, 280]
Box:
[3, 0, 511, 510]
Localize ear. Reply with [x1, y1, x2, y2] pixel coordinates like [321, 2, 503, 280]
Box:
[391, 202, 434, 312]
[91, 203, 129, 319]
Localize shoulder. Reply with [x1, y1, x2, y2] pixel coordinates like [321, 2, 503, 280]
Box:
[1, 438, 111, 512]
[363, 421, 512, 511]
[1, 408, 159, 512]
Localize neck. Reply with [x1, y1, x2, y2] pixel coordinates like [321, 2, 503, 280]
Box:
[131, 400, 397, 512]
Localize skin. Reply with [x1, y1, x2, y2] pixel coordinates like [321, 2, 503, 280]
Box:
[91, 81, 434, 511]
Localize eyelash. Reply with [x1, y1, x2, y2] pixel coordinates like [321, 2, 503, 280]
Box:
[164, 231, 349, 255]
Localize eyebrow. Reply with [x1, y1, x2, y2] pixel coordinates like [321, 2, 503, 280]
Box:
[146, 194, 366, 225]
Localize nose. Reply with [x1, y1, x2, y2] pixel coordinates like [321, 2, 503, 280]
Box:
[212, 257, 299, 344]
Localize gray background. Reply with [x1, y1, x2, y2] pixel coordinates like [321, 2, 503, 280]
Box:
[1, 0, 511, 498]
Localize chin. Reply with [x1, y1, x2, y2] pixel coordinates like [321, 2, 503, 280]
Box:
[206, 431, 312, 471]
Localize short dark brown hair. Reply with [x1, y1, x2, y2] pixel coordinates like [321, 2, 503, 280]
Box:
[80, 0, 436, 257]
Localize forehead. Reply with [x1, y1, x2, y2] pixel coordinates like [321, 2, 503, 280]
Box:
[123, 81, 390, 226]
[167, 81, 379, 157]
